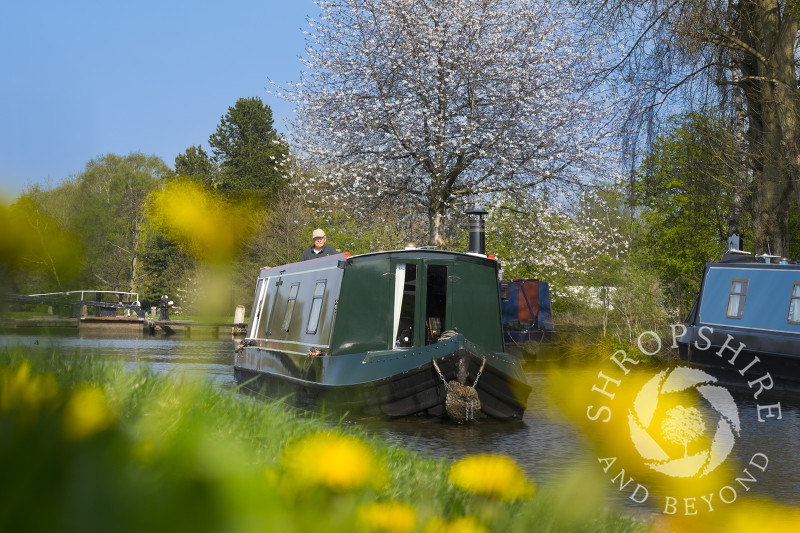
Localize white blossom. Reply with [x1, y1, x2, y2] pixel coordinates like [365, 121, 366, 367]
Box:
[278, 0, 627, 244]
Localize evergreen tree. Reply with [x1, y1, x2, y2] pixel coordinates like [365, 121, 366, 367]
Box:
[174, 145, 217, 188]
[208, 97, 290, 199]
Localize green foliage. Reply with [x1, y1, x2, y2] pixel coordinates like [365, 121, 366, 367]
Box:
[137, 227, 195, 302]
[787, 1, 800, 24]
[208, 97, 290, 199]
[231, 192, 312, 311]
[18, 153, 170, 294]
[0, 197, 85, 292]
[174, 144, 217, 188]
[607, 260, 669, 342]
[634, 111, 740, 315]
[77, 155, 164, 287]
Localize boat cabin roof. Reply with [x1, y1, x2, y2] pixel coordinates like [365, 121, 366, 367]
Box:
[692, 257, 800, 334]
[246, 248, 505, 357]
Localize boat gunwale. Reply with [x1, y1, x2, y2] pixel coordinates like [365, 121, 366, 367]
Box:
[235, 333, 527, 387]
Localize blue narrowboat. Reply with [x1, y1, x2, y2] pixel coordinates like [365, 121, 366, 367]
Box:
[678, 251, 800, 388]
[499, 279, 557, 357]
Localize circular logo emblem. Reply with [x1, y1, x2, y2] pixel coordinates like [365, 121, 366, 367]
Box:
[628, 366, 741, 478]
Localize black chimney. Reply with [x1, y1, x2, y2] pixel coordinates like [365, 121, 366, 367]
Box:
[467, 207, 489, 254]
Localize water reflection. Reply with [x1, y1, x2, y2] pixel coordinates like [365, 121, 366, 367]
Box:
[0, 332, 236, 387]
[353, 370, 589, 485]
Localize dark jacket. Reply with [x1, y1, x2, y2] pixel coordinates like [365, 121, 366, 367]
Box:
[300, 244, 338, 261]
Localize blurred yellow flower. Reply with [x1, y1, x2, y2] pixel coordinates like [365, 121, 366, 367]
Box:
[0, 199, 84, 280]
[721, 499, 800, 532]
[355, 501, 417, 533]
[0, 361, 59, 425]
[146, 179, 258, 263]
[448, 454, 534, 501]
[654, 498, 800, 533]
[61, 383, 115, 441]
[422, 515, 488, 533]
[280, 431, 387, 492]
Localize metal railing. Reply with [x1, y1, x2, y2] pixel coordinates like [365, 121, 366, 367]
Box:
[27, 290, 139, 303]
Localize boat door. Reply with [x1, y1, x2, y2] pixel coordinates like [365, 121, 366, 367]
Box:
[248, 275, 270, 339]
[390, 258, 449, 348]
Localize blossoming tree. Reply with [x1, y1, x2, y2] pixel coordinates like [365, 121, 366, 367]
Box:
[486, 188, 629, 284]
[281, 0, 626, 246]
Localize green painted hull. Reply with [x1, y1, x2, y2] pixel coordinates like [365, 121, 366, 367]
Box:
[234, 334, 530, 419]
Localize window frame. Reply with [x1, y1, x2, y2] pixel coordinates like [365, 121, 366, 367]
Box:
[281, 283, 300, 332]
[787, 282, 800, 324]
[306, 280, 327, 334]
[725, 278, 748, 319]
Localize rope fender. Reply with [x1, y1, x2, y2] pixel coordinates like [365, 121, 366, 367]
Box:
[432, 355, 486, 424]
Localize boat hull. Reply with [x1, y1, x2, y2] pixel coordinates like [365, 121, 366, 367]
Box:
[503, 328, 561, 358]
[234, 334, 530, 420]
[678, 325, 800, 392]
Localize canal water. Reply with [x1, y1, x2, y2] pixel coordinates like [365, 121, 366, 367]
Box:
[2, 332, 798, 514]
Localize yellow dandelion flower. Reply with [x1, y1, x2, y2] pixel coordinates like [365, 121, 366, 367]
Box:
[0, 361, 59, 425]
[356, 501, 417, 533]
[448, 454, 534, 501]
[422, 515, 489, 533]
[280, 432, 387, 492]
[60, 383, 115, 441]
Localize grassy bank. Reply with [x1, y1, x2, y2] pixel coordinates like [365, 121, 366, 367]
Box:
[0, 346, 646, 533]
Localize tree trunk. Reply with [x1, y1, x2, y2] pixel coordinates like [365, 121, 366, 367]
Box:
[129, 216, 142, 294]
[736, 0, 798, 256]
[429, 210, 446, 247]
[727, 70, 749, 241]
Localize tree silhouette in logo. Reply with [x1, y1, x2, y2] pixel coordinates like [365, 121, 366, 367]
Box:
[628, 366, 740, 477]
[660, 406, 706, 458]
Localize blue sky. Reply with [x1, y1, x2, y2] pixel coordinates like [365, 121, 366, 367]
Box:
[0, 0, 315, 199]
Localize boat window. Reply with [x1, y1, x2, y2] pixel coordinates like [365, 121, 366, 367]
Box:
[306, 280, 327, 334]
[500, 283, 509, 301]
[425, 264, 448, 344]
[281, 283, 300, 332]
[726, 279, 748, 319]
[788, 283, 800, 324]
[394, 264, 417, 348]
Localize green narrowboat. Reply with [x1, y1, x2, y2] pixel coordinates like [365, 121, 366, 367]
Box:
[234, 248, 531, 421]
